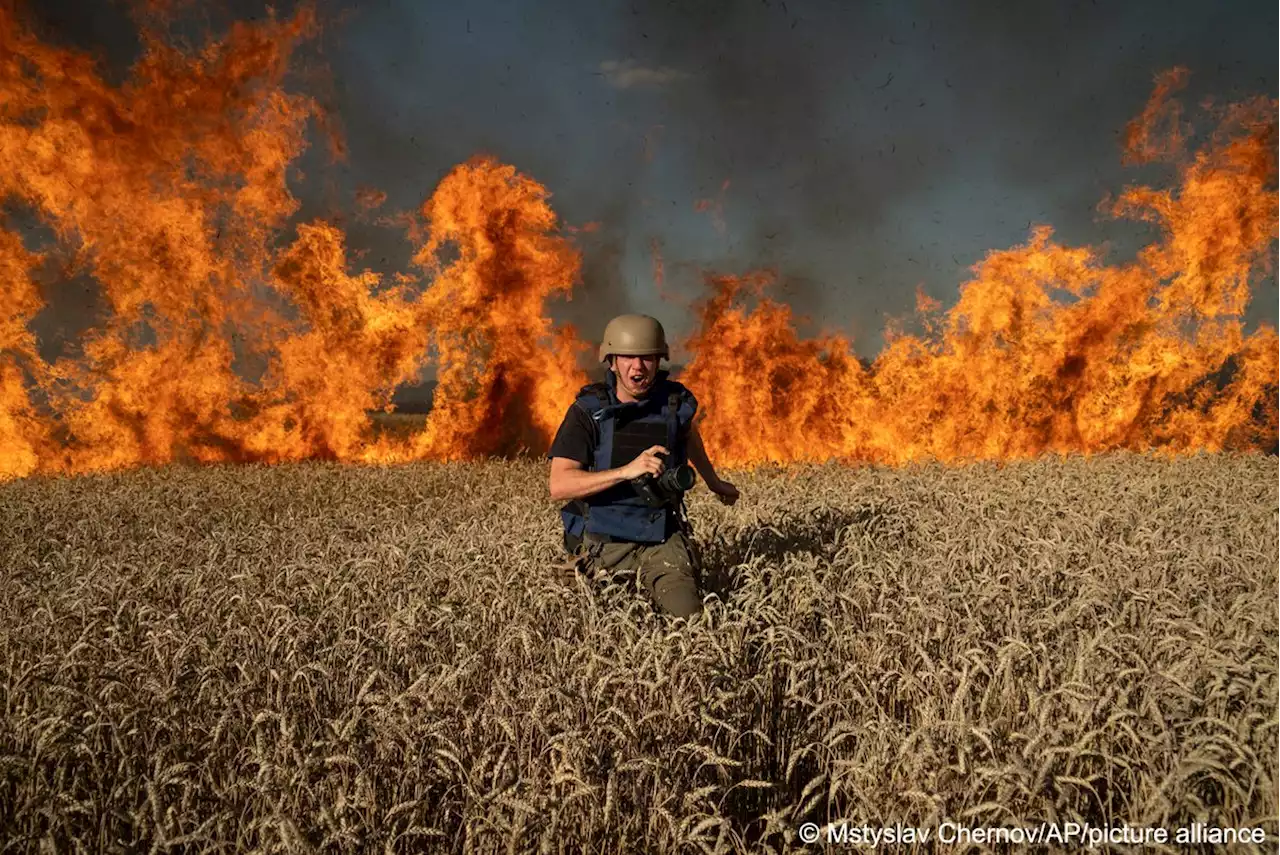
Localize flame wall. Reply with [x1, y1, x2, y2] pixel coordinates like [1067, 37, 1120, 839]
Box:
[0, 11, 1275, 479]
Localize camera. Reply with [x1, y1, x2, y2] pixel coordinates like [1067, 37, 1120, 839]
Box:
[631, 453, 696, 508]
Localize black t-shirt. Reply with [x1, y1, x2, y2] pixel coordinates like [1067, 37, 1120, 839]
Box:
[547, 404, 597, 467]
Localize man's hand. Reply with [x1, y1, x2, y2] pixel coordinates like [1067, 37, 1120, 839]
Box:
[622, 445, 668, 481]
[707, 478, 740, 506]
[686, 424, 738, 505]
[549, 447, 670, 502]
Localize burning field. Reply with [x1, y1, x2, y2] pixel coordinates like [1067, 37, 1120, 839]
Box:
[0, 3, 1278, 853]
[0, 7, 1276, 476]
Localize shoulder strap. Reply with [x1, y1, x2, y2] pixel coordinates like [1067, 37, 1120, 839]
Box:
[574, 381, 609, 408]
[573, 382, 612, 419]
[666, 389, 680, 452]
[574, 380, 640, 424]
[662, 379, 698, 421]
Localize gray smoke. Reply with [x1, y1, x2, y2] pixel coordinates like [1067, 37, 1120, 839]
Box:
[12, 0, 1278, 375]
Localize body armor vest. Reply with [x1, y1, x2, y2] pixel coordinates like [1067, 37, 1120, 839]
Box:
[560, 370, 698, 546]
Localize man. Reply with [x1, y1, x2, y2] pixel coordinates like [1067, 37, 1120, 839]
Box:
[548, 314, 740, 618]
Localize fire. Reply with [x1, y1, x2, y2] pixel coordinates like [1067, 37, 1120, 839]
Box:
[388, 157, 586, 461]
[0, 1, 1273, 482]
[683, 70, 1277, 465]
[0, 230, 50, 478]
[0, 5, 321, 478]
[0, 7, 585, 479]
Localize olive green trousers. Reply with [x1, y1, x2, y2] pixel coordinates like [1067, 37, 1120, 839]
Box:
[581, 531, 703, 618]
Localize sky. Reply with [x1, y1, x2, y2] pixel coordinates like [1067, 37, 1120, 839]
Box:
[21, 0, 1280, 364]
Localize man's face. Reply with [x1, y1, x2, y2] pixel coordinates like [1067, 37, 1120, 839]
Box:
[612, 353, 660, 399]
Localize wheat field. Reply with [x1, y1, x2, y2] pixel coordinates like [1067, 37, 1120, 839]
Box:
[1, 453, 1276, 853]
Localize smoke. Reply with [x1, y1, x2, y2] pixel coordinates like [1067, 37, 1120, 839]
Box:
[603, 0, 1277, 351]
[12, 0, 1279, 368]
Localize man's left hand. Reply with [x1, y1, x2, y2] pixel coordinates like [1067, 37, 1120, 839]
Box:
[708, 478, 740, 506]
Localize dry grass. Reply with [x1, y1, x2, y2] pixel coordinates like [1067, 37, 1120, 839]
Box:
[0, 453, 1276, 853]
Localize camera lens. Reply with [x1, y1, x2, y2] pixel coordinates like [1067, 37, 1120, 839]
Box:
[659, 463, 696, 492]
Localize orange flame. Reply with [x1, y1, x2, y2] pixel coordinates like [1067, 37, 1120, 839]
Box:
[683, 75, 1277, 465]
[355, 186, 388, 214]
[0, 2, 1273, 482]
[1122, 67, 1191, 164]
[1, 5, 321, 477]
[0, 230, 50, 478]
[0, 8, 584, 478]
[391, 156, 586, 460]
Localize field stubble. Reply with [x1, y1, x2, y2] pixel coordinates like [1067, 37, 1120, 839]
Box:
[0, 453, 1276, 853]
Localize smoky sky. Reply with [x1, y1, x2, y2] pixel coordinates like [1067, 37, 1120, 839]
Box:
[16, 0, 1280, 366]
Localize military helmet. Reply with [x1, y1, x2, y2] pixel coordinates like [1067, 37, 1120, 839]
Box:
[598, 314, 669, 363]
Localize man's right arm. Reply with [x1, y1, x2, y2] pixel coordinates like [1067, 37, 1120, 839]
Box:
[549, 457, 631, 502]
[548, 449, 668, 502]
